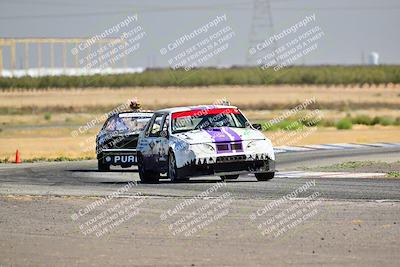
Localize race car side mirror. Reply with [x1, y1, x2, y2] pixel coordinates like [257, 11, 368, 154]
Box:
[160, 130, 169, 138]
[252, 123, 262, 130]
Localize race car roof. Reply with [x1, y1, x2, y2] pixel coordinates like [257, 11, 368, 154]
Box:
[157, 105, 239, 114]
[117, 111, 153, 118]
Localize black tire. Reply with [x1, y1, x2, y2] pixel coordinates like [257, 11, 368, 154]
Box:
[255, 172, 275, 181]
[220, 174, 239, 181]
[137, 154, 159, 183]
[168, 152, 180, 182]
[98, 159, 110, 172]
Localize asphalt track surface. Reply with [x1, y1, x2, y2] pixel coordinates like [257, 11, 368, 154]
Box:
[1, 147, 400, 266]
[1, 147, 399, 201]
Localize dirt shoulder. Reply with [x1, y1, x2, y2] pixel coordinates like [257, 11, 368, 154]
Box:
[0, 195, 399, 266]
[304, 160, 400, 175]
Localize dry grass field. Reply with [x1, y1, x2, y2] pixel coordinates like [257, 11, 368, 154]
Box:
[1, 84, 400, 111]
[1, 85, 400, 161]
[1, 127, 399, 161]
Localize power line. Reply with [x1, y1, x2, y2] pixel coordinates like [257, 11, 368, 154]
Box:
[0, 3, 249, 20]
[1, 4, 400, 20]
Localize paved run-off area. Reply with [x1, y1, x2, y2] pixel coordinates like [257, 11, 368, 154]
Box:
[0, 196, 399, 266]
[0, 147, 400, 266]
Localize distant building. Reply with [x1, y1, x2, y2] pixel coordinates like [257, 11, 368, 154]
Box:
[368, 52, 379, 65]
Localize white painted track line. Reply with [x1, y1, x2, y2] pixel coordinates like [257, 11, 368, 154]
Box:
[276, 171, 387, 179]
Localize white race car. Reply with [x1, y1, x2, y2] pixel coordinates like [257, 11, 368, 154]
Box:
[136, 105, 275, 183]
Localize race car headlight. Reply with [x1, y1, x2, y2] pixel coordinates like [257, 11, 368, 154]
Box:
[203, 144, 215, 152]
[247, 139, 266, 149]
[192, 143, 215, 154]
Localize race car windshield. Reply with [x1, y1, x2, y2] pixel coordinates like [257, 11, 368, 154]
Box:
[105, 116, 151, 132]
[171, 108, 248, 133]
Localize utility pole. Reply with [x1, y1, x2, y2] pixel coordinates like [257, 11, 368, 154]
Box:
[246, 0, 277, 66]
[0, 47, 3, 73]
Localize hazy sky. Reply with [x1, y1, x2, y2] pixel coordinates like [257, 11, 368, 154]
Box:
[0, 0, 399, 68]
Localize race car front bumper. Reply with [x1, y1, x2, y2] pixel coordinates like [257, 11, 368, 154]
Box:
[178, 154, 275, 178]
[98, 149, 138, 166]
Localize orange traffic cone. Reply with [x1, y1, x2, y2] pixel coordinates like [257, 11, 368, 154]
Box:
[15, 149, 22, 164]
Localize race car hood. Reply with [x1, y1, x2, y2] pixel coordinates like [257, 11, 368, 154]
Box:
[174, 127, 266, 144]
[98, 131, 140, 150]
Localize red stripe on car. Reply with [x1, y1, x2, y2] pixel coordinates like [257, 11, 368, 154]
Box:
[172, 108, 240, 119]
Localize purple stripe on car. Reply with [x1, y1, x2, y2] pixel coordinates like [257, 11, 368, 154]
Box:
[223, 127, 241, 141]
[204, 128, 230, 142]
[204, 128, 232, 154]
[223, 127, 244, 152]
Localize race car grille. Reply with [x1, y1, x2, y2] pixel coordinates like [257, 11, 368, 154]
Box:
[216, 144, 230, 151]
[216, 155, 246, 163]
[231, 143, 243, 150]
[216, 142, 243, 152]
[114, 137, 138, 149]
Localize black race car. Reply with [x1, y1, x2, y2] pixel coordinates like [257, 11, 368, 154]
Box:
[96, 111, 153, 171]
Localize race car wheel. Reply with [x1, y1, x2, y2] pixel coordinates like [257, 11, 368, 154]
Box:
[137, 154, 159, 183]
[168, 152, 189, 182]
[220, 175, 239, 181]
[168, 152, 179, 182]
[255, 172, 275, 181]
[98, 159, 110, 172]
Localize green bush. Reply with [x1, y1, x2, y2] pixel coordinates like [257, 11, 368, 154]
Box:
[380, 117, 394, 126]
[261, 119, 305, 131]
[336, 118, 353, 130]
[387, 171, 400, 178]
[0, 66, 400, 89]
[0, 157, 9, 163]
[351, 115, 373, 125]
[371, 116, 380, 125]
[44, 112, 52, 121]
[372, 116, 395, 126]
[299, 116, 320, 127]
[318, 119, 335, 127]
